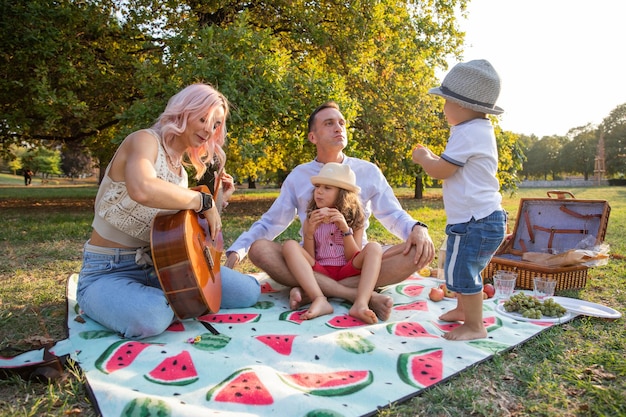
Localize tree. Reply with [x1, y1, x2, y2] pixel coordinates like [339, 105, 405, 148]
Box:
[30, 146, 62, 177]
[601, 103, 626, 176]
[110, 0, 470, 190]
[559, 125, 597, 180]
[522, 135, 567, 180]
[0, 0, 159, 169]
[495, 127, 524, 192]
[3, 0, 525, 195]
[61, 145, 94, 179]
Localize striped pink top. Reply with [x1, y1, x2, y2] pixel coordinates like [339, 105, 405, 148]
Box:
[314, 223, 348, 267]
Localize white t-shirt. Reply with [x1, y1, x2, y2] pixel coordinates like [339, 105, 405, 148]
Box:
[440, 118, 502, 224]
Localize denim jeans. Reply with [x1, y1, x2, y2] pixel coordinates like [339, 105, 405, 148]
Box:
[77, 243, 260, 339]
[444, 210, 506, 295]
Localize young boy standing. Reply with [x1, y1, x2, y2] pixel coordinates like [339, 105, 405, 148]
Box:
[412, 59, 507, 341]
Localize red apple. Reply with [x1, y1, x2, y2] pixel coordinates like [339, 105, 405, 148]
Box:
[429, 287, 445, 302]
[483, 283, 495, 298]
[439, 283, 456, 298]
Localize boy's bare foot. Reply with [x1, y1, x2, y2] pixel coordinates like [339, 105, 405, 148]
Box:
[301, 296, 334, 320]
[442, 323, 487, 341]
[439, 308, 465, 322]
[289, 287, 310, 310]
[369, 293, 393, 321]
[349, 305, 378, 324]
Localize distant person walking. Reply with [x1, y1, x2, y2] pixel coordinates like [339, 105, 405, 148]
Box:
[23, 168, 33, 186]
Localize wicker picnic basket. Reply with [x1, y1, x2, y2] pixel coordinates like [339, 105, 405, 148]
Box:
[482, 190, 611, 291]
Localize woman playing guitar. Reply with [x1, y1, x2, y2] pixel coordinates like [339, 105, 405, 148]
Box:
[76, 84, 260, 339]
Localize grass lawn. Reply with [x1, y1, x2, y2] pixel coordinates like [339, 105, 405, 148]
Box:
[1, 175, 624, 416]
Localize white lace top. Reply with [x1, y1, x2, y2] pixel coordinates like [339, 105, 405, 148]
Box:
[91, 129, 188, 247]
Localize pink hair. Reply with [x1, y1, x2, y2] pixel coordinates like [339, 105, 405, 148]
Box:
[153, 83, 229, 180]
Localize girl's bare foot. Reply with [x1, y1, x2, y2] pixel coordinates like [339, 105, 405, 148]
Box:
[301, 296, 334, 320]
[439, 308, 465, 322]
[442, 323, 487, 341]
[349, 305, 378, 324]
[369, 293, 393, 321]
[289, 287, 310, 310]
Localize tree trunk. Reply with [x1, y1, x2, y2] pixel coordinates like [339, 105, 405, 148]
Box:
[414, 175, 423, 199]
[248, 176, 256, 189]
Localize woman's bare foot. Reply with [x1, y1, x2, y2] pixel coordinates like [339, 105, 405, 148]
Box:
[289, 287, 310, 310]
[439, 308, 465, 322]
[369, 293, 393, 321]
[442, 323, 487, 341]
[301, 296, 334, 320]
[349, 305, 378, 324]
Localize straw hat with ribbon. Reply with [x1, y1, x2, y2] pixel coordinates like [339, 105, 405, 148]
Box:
[311, 162, 360, 193]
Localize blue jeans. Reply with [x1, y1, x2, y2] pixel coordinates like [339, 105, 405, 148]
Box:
[444, 210, 506, 295]
[77, 243, 260, 339]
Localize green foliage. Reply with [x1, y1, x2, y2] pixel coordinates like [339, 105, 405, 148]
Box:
[601, 103, 626, 176]
[1, 0, 471, 190]
[560, 125, 597, 180]
[520, 134, 568, 180]
[31, 147, 62, 176]
[0, 0, 147, 143]
[494, 125, 523, 192]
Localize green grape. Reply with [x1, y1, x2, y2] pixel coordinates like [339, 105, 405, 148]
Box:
[501, 292, 567, 318]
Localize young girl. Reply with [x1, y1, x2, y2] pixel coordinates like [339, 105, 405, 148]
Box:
[282, 162, 382, 324]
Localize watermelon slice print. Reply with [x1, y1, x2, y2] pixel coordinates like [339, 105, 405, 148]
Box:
[260, 282, 278, 293]
[198, 313, 261, 324]
[253, 300, 275, 310]
[166, 321, 185, 332]
[144, 350, 198, 386]
[336, 332, 375, 354]
[393, 300, 428, 311]
[255, 334, 296, 355]
[206, 368, 273, 405]
[279, 309, 308, 325]
[431, 316, 502, 333]
[386, 322, 438, 338]
[529, 320, 555, 327]
[191, 333, 232, 351]
[78, 330, 117, 340]
[397, 348, 443, 388]
[120, 397, 171, 417]
[482, 316, 502, 332]
[305, 409, 345, 417]
[468, 339, 511, 353]
[395, 283, 425, 297]
[95, 341, 155, 374]
[326, 314, 368, 329]
[279, 370, 373, 396]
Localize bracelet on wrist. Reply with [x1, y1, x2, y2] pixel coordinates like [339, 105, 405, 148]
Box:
[342, 228, 354, 237]
[196, 191, 214, 212]
[412, 221, 428, 231]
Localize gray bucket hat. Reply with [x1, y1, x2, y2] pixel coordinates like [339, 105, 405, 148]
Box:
[429, 59, 504, 115]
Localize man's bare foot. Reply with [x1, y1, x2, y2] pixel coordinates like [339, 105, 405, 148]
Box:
[349, 305, 378, 324]
[301, 296, 334, 320]
[289, 287, 311, 310]
[439, 308, 465, 322]
[369, 293, 393, 321]
[442, 323, 487, 341]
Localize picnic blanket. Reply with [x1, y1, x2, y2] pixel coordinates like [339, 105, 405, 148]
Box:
[19, 273, 574, 416]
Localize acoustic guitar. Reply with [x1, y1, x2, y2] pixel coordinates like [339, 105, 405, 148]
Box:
[150, 184, 222, 320]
